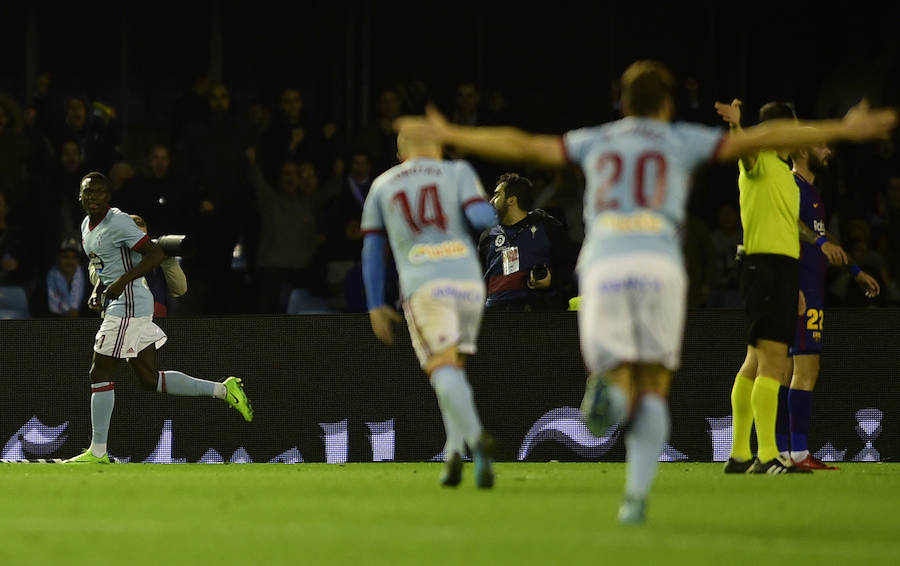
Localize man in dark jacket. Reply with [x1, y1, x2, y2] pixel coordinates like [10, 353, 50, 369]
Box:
[479, 173, 578, 311]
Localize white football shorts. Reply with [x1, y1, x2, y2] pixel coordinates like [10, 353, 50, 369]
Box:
[94, 315, 167, 359]
[402, 279, 485, 367]
[578, 253, 687, 374]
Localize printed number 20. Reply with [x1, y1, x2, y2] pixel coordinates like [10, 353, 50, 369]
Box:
[594, 151, 668, 210]
[806, 308, 824, 331]
[392, 185, 447, 234]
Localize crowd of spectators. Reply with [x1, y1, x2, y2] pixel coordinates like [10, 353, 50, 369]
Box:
[0, 70, 898, 319]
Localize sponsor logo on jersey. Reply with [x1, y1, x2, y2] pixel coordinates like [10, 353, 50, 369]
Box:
[597, 211, 664, 233]
[408, 240, 469, 264]
[88, 252, 105, 273]
[430, 285, 482, 303]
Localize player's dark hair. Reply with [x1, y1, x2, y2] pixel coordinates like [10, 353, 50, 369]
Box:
[80, 171, 111, 193]
[621, 60, 675, 117]
[497, 172, 534, 211]
[758, 101, 797, 123]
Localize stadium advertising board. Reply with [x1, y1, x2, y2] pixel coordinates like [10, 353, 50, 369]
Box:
[1, 312, 895, 463]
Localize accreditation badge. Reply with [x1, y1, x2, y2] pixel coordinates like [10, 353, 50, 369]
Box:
[501, 246, 520, 275]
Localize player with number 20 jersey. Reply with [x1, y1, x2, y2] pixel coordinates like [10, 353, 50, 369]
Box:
[565, 118, 724, 374]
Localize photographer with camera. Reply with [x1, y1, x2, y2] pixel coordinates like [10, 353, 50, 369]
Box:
[478, 173, 578, 311]
[131, 215, 188, 317]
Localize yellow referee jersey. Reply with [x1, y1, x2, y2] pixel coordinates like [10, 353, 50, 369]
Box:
[738, 150, 800, 259]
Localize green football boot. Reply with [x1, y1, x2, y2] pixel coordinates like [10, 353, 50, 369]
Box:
[618, 496, 647, 526]
[64, 449, 111, 464]
[224, 376, 254, 422]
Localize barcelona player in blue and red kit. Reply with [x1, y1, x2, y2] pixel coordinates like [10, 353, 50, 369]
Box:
[783, 143, 880, 470]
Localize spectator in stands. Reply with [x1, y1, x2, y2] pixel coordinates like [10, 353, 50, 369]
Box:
[0, 190, 35, 294]
[448, 81, 503, 184]
[108, 161, 135, 193]
[874, 174, 900, 285]
[831, 218, 899, 306]
[128, 215, 187, 318]
[0, 95, 31, 210]
[178, 82, 250, 314]
[320, 150, 376, 311]
[324, 150, 373, 260]
[39, 139, 87, 270]
[50, 96, 122, 174]
[259, 88, 333, 185]
[355, 88, 402, 176]
[171, 71, 213, 148]
[246, 99, 271, 150]
[246, 148, 328, 313]
[116, 144, 197, 237]
[46, 237, 88, 318]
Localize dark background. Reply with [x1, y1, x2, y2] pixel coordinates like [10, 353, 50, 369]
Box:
[2, 2, 898, 147]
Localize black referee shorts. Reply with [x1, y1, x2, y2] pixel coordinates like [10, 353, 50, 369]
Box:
[739, 253, 799, 347]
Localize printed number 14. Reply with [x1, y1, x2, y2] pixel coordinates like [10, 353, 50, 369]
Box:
[393, 185, 447, 234]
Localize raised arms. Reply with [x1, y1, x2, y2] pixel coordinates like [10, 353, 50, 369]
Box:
[714, 100, 897, 163]
[395, 105, 567, 167]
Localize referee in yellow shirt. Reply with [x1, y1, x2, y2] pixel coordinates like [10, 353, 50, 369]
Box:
[718, 100, 811, 474]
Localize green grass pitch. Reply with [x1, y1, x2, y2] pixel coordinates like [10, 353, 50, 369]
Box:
[1, 462, 897, 565]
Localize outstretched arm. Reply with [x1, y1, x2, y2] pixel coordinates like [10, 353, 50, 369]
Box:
[715, 101, 897, 163]
[395, 105, 567, 167]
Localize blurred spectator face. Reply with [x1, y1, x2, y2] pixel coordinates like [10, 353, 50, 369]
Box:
[66, 98, 87, 130]
[808, 143, 832, 172]
[379, 90, 401, 120]
[845, 219, 871, 243]
[0, 104, 8, 133]
[456, 84, 479, 114]
[850, 238, 868, 258]
[297, 162, 318, 196]
[109, 162, 135, 191]
[208, 84, 230, 113]
[0, 191, 8, 221]
[280, 89, 303, 120]
[349, 153, 371, 180]
[60, 141, 82, 173]
[57, 249, 80, 278]
[148, 145, 171, 179]
[280, 162, 301, 195]
[717, 204, 740, 232]
[248, 102, 270, 131]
